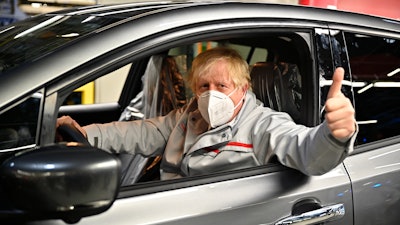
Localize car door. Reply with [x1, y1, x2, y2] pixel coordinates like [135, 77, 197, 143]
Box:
[74, 166, 351, 225]
[339, 29, 400, 225]
[33, 21, 354, 224]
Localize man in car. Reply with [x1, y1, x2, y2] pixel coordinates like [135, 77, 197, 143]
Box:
[57, 47, 357, 180]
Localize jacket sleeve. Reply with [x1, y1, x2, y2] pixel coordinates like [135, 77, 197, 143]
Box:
[254, 110, 357, 176]
[83, 110, 180, 156]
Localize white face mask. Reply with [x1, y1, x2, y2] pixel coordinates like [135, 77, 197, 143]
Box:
[197, 88, 245, 128]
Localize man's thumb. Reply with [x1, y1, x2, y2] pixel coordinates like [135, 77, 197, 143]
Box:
[327, 67, 344, 98]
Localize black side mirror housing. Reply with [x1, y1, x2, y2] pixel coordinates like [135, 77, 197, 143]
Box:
[0, 144, 120, 223]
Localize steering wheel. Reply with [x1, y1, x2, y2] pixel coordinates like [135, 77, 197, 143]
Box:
[57, 124, 91, 146]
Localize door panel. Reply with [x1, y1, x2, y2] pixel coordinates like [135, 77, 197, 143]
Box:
[343, 31, 400, 225]
[69, 165, 352, 225]
[345, 142, 400, 225]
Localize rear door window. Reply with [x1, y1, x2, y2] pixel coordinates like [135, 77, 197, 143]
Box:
[345, 33, 400, 145]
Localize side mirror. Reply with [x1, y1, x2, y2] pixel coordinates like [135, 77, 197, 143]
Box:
[0, 144, 120, 223]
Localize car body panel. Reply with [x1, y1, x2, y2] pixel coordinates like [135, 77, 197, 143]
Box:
[31, 165, 352, 225]
[344, 140, 400, 224]
[1, 2, 400, 109]
[0, 1, 399, 224]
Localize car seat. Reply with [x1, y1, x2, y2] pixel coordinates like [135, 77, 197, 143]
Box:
[119, 54, 186, 185]
[250, 61, 302, 123]
[250, 62, 280, 109]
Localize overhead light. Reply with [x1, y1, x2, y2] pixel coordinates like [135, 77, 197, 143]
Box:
[357, 81, 400, 94]
[15, 16, 64, 39]
[374, 82, 400, 87]
[357, 120, 378, 125]
[31, 2, 42, 8]
[357, 83, 373, 94]
[387, 68, 400, 77]
[0, 26, 15, 35]
[82, 16, 95, 23]
[58, 33, 79, 38]
[319, 80, 362, 87]
[351, 81, 367, 87]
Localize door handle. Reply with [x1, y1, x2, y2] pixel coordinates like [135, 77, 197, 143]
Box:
[275, 203, 345, 225]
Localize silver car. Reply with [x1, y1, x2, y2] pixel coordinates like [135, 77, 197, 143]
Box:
[0, 1, 399, 224]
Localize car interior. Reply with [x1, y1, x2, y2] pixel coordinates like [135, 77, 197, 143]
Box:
[2, 30, 397, 185]
[88, 34, 309, 185]
[0, 31, 314, 188]
[54, 33, 313, 185]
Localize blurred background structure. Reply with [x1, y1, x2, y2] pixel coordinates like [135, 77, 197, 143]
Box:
[299, 0, 400, 20]
[14, 0, 297, 16]
[1, 0, 27, 26]
[2, 0, 399, 26]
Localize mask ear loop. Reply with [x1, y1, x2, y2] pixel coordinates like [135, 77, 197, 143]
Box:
[227, 87, 238, 97]
[233, 90, 247, 110]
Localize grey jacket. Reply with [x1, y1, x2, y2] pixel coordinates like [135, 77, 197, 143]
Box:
[85, 91, 355, 180]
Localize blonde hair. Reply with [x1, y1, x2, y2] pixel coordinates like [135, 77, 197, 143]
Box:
[188, 47, 251, 92]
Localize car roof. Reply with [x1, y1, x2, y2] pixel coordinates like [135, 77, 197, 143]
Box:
[46, 1, 193, 17]
[44, 0, 400, 26]
[1, 1, 399, 110]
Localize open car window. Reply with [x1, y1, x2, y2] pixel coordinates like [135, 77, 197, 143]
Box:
[56, 32, 312, 187]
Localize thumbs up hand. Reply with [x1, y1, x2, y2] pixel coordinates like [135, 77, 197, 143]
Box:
[325, 67, 356, 140]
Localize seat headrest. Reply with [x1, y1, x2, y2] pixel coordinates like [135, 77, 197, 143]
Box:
[250, 62, 302, 123]
[250, 62, 281, 109]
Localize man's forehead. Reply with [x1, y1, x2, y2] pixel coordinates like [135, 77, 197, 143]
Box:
[203, 61, 231, 78]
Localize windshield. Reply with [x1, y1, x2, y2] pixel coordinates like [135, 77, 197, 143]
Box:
[0, 14, 122, 74]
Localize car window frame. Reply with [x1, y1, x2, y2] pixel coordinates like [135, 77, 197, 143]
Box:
[118, 163, 292, 198]
[42, 20, 326, 195]
[0, 88, 44, 152]
[327, 23, 400, 153]
[345, 32, 400, 146]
